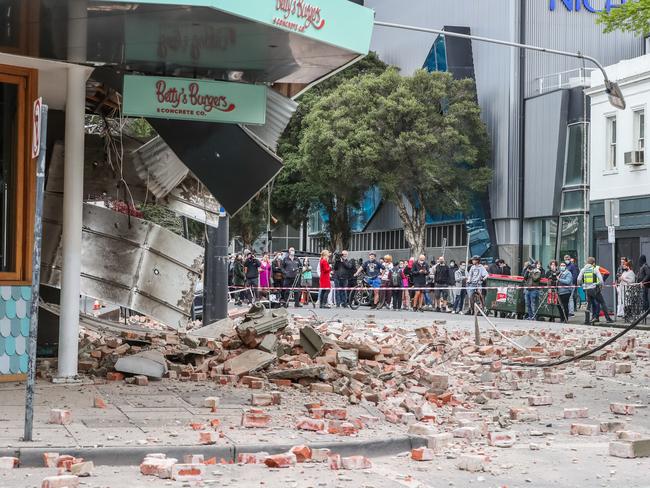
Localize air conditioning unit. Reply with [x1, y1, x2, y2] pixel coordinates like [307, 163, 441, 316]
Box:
[624, 150, 645, 165]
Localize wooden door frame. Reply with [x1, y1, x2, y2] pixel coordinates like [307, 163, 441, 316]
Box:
[0, 64, 38, 285]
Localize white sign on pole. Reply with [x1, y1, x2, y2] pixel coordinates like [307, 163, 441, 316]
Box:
[604, 199, 620, 227]
[608, 225, 616, 244]
[31, 98, 42, 159]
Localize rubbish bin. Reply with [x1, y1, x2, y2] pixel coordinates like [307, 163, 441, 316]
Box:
[485, 275, 526, 319]
[536, 278, 563, 320]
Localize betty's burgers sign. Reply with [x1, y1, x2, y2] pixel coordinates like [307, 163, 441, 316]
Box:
[122, 75, 267, 125]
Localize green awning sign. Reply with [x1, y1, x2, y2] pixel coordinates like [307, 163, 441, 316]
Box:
[94, 0, 374, 55]
[123, 75, 267, 124]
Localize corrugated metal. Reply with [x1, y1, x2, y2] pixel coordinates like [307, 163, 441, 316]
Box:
[365, 201, 403, 231]
[244, 89, 298, 152]
[524, 90, 569, 219]
[132, 136, 189, 199]
[367, 0, 522, 224]
[525, 2, 643, 98]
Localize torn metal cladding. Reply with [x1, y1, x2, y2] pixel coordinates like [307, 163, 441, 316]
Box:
[40, 193, 203, 329]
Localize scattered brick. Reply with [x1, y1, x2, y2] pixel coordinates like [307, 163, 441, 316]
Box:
[0, 457, 19, 469]
[106, 372, 124, 382]
[563, 408, 588, 419]
[171, 464, 206, 481]
[528, 395, 553, 406]
[411, 447, 435, 461]
[134, 375, 149, 386]
[609, 439, 650, 458]
[296, 417, 325, 431]
[41, 475, 80, 488]
[49, 409, 72, 425]
[241, 410, 271, 428]
[570, 423, 600, 436]
[340, 456, 372, 470]
[610, 403, 636, 415]
[290, 445, 312, 463]
[457, 454, 486, 472]
[264, 453, 297, 468]
[69, 461, 93, 477]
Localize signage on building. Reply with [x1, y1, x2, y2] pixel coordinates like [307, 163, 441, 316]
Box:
[550, 0, 628, 13]
[274, 0, 326, 33]
[122, 75, 267, 125]
[106, 0, 373, 55]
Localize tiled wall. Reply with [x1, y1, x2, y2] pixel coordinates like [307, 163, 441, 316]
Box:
[0, 286, 31, 376]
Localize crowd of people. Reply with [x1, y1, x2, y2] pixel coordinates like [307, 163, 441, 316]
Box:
[228, 247, 650, 323]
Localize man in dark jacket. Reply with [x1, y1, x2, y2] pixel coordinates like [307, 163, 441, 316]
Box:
[433, 256, 452, 312]
[244, 250, 261, 303]
[487, 260, 501, 276]
[281, 247, 302, 307]
[333, 250, 355, 307]
[564, 255, 580, 316]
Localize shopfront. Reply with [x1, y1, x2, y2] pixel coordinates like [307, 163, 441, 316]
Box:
[0, 0, 374, 381]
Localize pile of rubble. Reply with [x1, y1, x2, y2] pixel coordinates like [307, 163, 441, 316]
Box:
[35, 304, 650, 465]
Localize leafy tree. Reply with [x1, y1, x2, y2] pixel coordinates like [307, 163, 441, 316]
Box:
[274, 53, 389, 245]
[301, 68, 491, 258]
[597, 0, 650, 35]
[229, 195, 267, 251]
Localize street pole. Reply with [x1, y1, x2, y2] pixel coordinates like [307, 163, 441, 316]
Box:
[24, 104, 48, 442]
[203, 216, 229, 324]
[373, 21, 617, 90]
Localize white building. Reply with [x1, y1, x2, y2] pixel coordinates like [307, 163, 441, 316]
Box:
[588, 54, 650, 270]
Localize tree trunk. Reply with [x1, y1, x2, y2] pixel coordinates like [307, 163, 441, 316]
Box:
[395, 194, 427, 259]
[324, 198, 351, 252]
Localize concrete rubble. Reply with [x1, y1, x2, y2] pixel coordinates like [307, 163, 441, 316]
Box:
[28, 304, 650, 473]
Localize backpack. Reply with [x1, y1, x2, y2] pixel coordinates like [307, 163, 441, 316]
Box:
[392, 270, 401, 287]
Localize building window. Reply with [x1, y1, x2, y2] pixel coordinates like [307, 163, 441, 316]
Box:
[564, 123, 587, 186]
[634, 109, 645, 152]
[0, 65, 37, 283]
[561, 190, 585, 212]
[606, 116, 617, 170]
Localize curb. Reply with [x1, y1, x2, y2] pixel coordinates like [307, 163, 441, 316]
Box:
[0, 435, 426, 467]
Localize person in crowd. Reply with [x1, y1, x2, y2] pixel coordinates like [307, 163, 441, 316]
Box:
[591, 262, 611, 320]
[487, 259, 501, 275]
[523, 259, 543, 320]
[272, 252, 285, 294]
[300, 257, 313, 305]
[637, 255, 650, 311]
[452, 260, 468, 314]
[377, 255, 394, 310]
[393, 260, 406, 311]
[333, 250, 355, 308]
[447, 260, 458, 307]
[232, 254, 245, 306]
[617, 259, 635, 318]
[616, 256, 628, 283]
[465, 256, 488, 315]
[318, 250, 332, 308]
[499, 259, 512, 276]
[433, 256, 452, 312]
[563, 255, 579, 316]
[259, 253, 272, 300]
[412, 254, 429, 312]
[557, 261, 573, 323]
[578, 256, 613, 324]
[281, 247, 302, 308]
[545, 260, 561, 323]
[403, 258, 414, 310]
[244, 250, 261, 303]
[355, 252, 384, 309]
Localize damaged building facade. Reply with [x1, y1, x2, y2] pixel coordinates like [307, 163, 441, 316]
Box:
[0, 0, 374, 381]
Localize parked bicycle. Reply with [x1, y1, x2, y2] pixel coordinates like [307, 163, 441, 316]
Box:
[348, 273, 373, 310]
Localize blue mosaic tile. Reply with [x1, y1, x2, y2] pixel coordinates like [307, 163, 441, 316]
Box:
[19, 354, 28, 373]
[11, 287, 21, 300]
[0, 354, 9, 375]
[4, 300, 15, 319]
[0, 300, 5, 318]
[15, 299, 26, 319]
[20, 317, 29, 337]
[11, 318, 20, 337]
[21, 287, 31, 301]
[0, 336, 4, 355]
[0, 318, 9, 337]
[15, 335, 25, 355]
[4, 336, 15, 356]
[9, 353, 20, 374]
[0, 287, 11, 301]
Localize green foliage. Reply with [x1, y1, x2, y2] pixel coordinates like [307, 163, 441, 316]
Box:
[229, 194, 267, 250]
[300, 68, 491, 256]
[274, 53, 390, 238]
[139, 203, 183, 235]
[597, 0, 650, 35]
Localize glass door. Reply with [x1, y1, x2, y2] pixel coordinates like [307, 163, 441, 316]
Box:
[0, 78, 18, 272]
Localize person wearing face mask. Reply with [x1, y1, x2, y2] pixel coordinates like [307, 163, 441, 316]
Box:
[545, 260, 561, 323]
[557, 261, 573, 323]
[452, 261, 467, 314]
[563, 255, 579, 316]
[355, 252, 384, 309]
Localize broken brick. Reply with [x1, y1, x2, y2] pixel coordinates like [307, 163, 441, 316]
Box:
[264, 453, 297, 468]
[290, 445, 312, 463]
[411, 447, 435, 461]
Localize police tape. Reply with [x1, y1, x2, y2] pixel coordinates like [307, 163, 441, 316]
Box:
[225, 282, 643, 294]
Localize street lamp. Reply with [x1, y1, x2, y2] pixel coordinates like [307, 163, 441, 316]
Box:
[374, 20, 625, 110]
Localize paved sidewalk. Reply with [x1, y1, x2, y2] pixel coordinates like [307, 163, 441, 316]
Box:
[0, 379, 420, 466]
